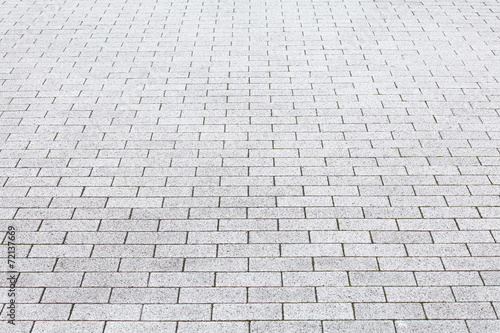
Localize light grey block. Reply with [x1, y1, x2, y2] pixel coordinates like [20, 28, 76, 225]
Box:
[284, 303, 354, 320]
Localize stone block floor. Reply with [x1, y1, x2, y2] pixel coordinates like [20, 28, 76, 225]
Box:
[1, 0, 500, 332]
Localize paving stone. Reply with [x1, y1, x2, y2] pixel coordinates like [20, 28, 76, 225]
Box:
[110, 288, 178, 304]
[284, 303, 354, 320]
[142, 304, 212, 321]
[32, 321, 105, 333]
[350, 272, 416, 286]
[385, 287, 454, 302]
[178, 322, 248, 333]
[394, 320, 468, 333]
[216, 272, 282, 287]
[317, 287, 385, 302]
[251, 321, 322, 333]
[467, 320, 500, 333]
[378, 257, 444, 271]
[149, 273, 215, 287]
[10, 304, 72, 320]
[355, 303, 425, 319]
[248, 287, 315, 303]
[105, 322, 176, 333]
[424, 302, 497, 319]
[213, 304, 282, 320]
[415, 271, 483, 286]
[179, 287, 246, 303]
[42, 288, 111, 303]
[70, 304, 142, 321]
[314, 257, 379, 271]
[282, 272, 348, 286]
[324, 320, 395, 333]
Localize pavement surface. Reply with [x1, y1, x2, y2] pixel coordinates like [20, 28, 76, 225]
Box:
[1, 0, 500, 332]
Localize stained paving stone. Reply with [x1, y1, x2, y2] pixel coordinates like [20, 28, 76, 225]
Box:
[1, 0, 500, 331]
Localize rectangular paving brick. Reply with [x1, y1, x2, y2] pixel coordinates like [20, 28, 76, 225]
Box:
[213, 304, 282, 321]
[142, 304, 211, 321]
[284, 303, 354, 320]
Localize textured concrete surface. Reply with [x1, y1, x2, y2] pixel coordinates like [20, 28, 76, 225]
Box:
[1, 0, 500, 331]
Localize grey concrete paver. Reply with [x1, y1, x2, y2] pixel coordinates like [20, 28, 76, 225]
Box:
[1, 0, 500, 331]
